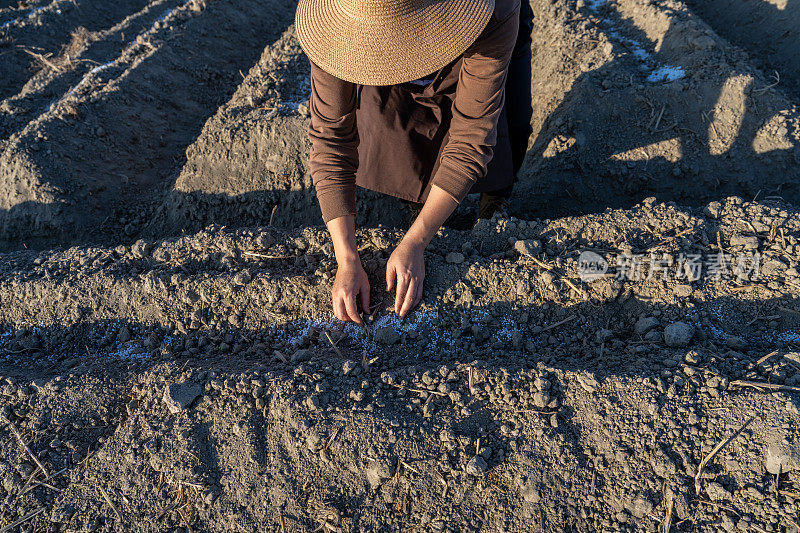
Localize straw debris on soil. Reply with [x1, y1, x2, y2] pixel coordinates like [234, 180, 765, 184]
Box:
[1, 0, 800, 530]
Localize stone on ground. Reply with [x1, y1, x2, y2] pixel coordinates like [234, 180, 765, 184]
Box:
[663, 322, 695, 347]
[163, 382, 203, 414]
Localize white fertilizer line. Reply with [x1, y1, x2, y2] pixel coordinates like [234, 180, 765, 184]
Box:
[647, 66, 686, 83]
[588, 0, 686, 84]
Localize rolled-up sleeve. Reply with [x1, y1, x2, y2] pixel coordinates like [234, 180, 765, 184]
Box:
[308, 61, 360, 223]
[430, 7, 519, 202]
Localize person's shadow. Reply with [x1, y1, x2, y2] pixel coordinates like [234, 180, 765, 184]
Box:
[0, 0, 798, 252]
[510, 0, 800, 221]
[684, 0, 800, 98]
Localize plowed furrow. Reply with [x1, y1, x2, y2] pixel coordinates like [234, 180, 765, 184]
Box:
[0, 0, 185, 142]
[0, 0, 297, 250]
[0, 0, 154, 102]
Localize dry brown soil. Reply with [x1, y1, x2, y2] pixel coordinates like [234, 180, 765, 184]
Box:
[1, 0, 800, 531]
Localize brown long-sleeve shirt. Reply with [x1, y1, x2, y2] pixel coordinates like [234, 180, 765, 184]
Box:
[308, 0, 521, 223]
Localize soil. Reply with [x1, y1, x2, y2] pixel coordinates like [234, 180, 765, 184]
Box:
[0, 0, 297, 250]
[2, 0, 799, 250]
[684, 0, 800, 100]
[516, 0, 800, 219]
[1, 0, 800, 531]
[4, 197, 800, 531]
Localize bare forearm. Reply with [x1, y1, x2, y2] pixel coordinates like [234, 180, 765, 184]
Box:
[326, 215, 360, 266]
[403, 185, 459, 248]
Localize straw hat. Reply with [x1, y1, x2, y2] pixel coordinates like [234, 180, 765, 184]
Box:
[295, 0, 495, 86]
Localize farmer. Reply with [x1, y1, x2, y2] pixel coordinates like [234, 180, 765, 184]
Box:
[295, 0, 533, 324]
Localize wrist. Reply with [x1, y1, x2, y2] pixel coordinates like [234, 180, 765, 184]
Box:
[336, 252, 361, 269]
[402, 227, 430, 250]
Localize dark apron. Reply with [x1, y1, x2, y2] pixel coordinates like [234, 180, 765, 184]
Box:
[352, 36, 527, 203]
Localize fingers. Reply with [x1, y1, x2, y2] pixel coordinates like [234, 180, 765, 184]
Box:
[333, 294, 348, 322]
[343, 294, 363, 326]
[394, 275, 409, 316]
[398, 279, 421, 318]
[333, 291, 367, 324]
[332, 261, 371, 324]
[360, 280, 371, 315]
[386, 262, 396, 291]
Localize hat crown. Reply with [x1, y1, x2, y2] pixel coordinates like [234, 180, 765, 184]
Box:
[295, 0, 495, 85]
[338, 0, 427, 19]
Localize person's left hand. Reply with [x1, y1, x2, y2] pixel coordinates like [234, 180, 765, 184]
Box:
[386, 238, 425, 318]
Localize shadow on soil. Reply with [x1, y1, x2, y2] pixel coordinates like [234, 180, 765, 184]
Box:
[0, 0, 799, 251]
[684, 0, 800, 99]
[1, 291, 797, 529]
[0, 0, 298, 252]
[512, 0, 800, 220]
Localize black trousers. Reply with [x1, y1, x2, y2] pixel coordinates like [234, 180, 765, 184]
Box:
[491, 2, 533, 198]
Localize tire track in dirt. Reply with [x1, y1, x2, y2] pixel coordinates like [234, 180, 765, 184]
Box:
[0, 0, 298, 251]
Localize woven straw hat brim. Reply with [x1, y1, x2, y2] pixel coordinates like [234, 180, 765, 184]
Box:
[296, 0, 495, 86]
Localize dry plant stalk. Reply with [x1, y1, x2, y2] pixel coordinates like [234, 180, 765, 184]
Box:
[694, 416, 755, 496]
[754, 71, 780, 94]
[388, 382, 447, 397]
[21, 48, 61, 71]
[1, 415, 49, 478]
[560, 278, 586, 298]
[98, 485, 123, 520]
[19, 468, 68, 496]
[660, 488, 673, 533]
[323, 331, 343, 358]
[243, 251, 291, 260]
[755, 351, 780, 366]
[0, 507, 46, 533]
[324, 426, 341, 450]
[730, 380, 800, 393]
[540, 315, 577, 333]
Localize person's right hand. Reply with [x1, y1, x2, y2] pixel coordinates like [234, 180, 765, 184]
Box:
[331, 259, 370, 326]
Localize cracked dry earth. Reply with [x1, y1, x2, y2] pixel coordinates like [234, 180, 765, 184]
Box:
[2, 197, 800, 531]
